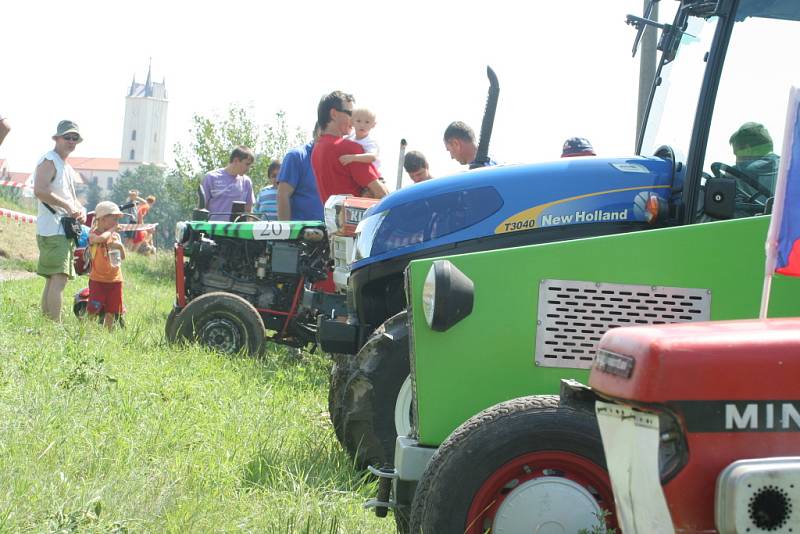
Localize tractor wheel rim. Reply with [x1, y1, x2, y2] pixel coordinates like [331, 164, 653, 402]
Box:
[201, 318, 242, 353]
[394, 375, 413, 437]
[466, 451, 615, 534]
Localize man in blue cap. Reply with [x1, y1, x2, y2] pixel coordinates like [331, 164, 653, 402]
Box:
[561, 137, 596, 158]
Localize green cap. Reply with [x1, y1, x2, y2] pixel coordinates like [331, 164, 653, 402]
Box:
[729, 122, 772, 157]
[53, 120, 82, 141]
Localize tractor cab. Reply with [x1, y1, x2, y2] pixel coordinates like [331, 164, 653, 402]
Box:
[635, 0, 799, 225]
[593, 318, 800, 533]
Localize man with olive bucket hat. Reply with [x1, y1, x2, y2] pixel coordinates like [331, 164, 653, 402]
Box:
[729, 121, 780, 218]
[32, 120, 86, 321]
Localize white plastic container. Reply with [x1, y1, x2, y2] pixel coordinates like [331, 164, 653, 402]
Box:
[109, 249, 122, 267]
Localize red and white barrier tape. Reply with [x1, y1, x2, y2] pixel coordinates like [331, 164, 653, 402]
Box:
[118, 223, 158, 231]
[0, 180, 32, 190]
[0, 207, 36, 224]
[0, 208, 159, 230]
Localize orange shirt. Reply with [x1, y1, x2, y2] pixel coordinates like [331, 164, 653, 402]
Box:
[89, 231, 123, 283]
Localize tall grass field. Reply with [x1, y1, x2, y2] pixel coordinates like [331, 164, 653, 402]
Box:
[0, 250, 394, 533]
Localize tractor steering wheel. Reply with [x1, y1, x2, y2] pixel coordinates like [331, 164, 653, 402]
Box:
[234, 213, 262, 223]
[710, 161, 773, 203]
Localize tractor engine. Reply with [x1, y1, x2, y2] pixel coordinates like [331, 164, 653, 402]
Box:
[590, 318, 800, 533]
[184, 234, 328, 313]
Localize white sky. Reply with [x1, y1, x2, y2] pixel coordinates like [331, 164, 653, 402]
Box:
[1, 0, 647, 188]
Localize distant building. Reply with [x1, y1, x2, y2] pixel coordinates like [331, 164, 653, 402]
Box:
[1, 160, 34, 200]
[119, 61, 169, 174]
[5, 62, 168, 203]
[9, 172, 33, 198]
[68, 157, 118, 196]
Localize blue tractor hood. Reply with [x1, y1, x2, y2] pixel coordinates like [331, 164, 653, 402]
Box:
[353, 155, 676, 269]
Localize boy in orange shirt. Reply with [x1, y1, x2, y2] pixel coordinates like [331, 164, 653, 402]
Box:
[88, 201, 126, 330]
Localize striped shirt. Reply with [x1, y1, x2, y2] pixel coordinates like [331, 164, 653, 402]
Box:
[255, 186, 278, 221]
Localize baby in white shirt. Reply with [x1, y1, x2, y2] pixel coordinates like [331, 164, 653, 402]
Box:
[339, 107, 380, 172]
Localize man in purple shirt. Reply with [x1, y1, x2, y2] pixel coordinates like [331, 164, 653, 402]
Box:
[200, 146, 256, 221]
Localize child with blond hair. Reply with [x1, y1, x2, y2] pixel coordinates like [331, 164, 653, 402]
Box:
[339, 107, 381, 172]
[88, 201, 126, 330]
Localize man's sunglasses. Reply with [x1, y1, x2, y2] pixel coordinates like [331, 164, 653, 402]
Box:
[62, 134, 81, 142]
[335, 108, 352, 116]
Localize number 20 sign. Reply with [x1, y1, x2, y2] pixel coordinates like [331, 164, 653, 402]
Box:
[252, 221, 292, 240]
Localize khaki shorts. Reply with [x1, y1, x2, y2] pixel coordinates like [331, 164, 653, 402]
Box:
[36, 234, 76, 279]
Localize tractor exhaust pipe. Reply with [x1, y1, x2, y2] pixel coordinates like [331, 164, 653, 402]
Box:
[395, 138, 407, 191]
[471, 66, 500, 170]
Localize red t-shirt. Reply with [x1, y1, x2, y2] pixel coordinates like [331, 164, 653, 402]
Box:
[311, 134, 380, 203]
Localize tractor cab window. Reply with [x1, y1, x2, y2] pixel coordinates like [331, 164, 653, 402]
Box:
[699, 9, 800, 220]
[639, 5, 715, 163]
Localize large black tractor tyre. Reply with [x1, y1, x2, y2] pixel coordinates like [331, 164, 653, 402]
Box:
[327, 353, 355, 444]
[339, 310, 410, 470]
[408, 395, 616, 534]
[171, 292, 266, 357]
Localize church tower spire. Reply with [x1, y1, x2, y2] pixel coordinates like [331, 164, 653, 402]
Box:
[144, 57, 152, 97]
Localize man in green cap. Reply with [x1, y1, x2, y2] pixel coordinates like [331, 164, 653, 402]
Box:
[32, 120, 86, 321]
[728, 121, 780, 208]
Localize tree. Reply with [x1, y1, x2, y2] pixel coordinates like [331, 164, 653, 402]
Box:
[109, 165, 183, 246]
[172, 106, 307, 215]
[85, 180, 103, 211]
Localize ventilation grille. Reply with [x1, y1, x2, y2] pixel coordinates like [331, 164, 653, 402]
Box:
[535, 280, 711, 369]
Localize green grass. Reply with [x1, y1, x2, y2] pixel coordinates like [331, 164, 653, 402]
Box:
[0, 253, 394, 533]
[0, 194, 36, 216]
[0, 196, 38, 273]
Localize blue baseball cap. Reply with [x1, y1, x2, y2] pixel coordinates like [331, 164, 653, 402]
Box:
[561, 137, 595, 157]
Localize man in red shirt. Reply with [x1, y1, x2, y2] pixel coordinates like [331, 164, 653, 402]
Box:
[312, 90, 388, 203]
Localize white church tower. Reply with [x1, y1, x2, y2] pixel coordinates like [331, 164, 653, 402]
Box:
[119, 61, 168, 174]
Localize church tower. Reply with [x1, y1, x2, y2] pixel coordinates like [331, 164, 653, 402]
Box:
[119, 61, 168, 174]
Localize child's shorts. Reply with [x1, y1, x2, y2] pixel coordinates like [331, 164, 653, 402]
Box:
[88, 280, 124, 315]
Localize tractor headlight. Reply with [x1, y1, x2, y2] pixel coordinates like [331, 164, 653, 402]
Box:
[421, 260, 474, 332]
[353, 211, 386, 262]
[175, 222, 190, 244]
[657, 408, 689, 483]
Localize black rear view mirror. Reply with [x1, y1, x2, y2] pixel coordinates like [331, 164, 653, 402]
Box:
[704, 177, 736, 220]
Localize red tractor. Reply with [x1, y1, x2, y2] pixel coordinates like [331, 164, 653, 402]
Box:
[591, 318, 800, 533]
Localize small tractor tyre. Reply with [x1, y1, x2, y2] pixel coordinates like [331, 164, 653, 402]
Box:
[73, 300, 87, 318]
[409, 395, 616, 534]
[172, 292, 266, 357]
[340, 310, 410, 469]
